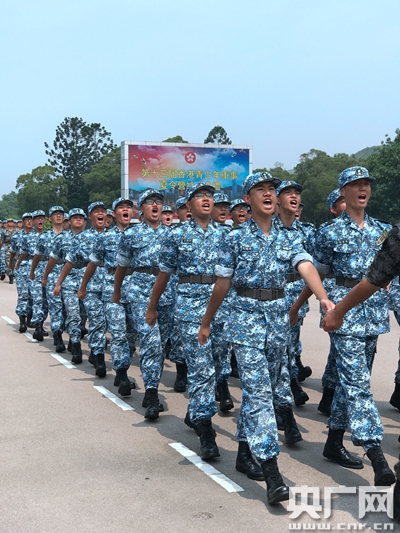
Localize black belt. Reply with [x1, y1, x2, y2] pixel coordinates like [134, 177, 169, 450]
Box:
[73, 263, 88, 269]
[132, 266, 160, 276]
[336, 276, 362, 288]
[235, 287, 285, 301]
[287, 273, 302, 282]
[107, 267, 133, 275]
[178, 274, 217, 284]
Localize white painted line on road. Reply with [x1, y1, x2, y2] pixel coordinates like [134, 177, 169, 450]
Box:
[24, 332, 38, 342]
[93, 386, 135, 411]
[2, 315, 16, 324]
[50, 353, 76, 369]
[169, 442, 244, 493]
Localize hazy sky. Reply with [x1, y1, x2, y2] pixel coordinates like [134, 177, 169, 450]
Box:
[1, 0, 400, 198]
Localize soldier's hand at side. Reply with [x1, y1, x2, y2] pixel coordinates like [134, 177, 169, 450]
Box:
[41, 278, 47, 287]
[289, 305, 299, 327]
[53, 284, 61, 297]
[320, 299, 335, 314]
[322, 308, 343, 332]
[198, 323, 210, 346]
[78, 287, 86, 301]
[145, 307, 157, 326]
[13, 263, 19, 271]
[29, 272, 35, 281]
[113, 290, 121, 304]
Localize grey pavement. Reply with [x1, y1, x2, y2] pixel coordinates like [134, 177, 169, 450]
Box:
[0, 280, 399, 533]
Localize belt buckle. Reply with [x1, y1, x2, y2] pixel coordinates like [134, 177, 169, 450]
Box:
[202, 275, 212, 284]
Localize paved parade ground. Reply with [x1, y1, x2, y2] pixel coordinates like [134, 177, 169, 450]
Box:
[1, 280, 399, 533]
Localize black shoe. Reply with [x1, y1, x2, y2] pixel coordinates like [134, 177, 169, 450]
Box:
[174, 363, 187, 392]
[230, 350, 240, 379]
[390, 383, 400, 411]
[290, 378, 309, 406]
[95, 354, 106, 378]
[9, 274, 14, 284]
[114, 373, 136, 390]
[88, 350, 96, 366]
[27, 315, 34, 328]
[0, 273, 5, 280]
[143, 388, 161, 420]
[53, 331, 65, 353]
[40, 323, 49, 337]
[318, 387, 335, 416]
[67, 339, 73, 353]
[366, 446, 395, 486]
[276, 405, 302, 445]
[261, 457, 289, 505]
[19, 316, 27, 333]
[236, 442, 265, 480]
[323, 429, 363, 469]
[184, 411, 196, 430]
[115, 368, 132, 396]
[33, 324, 44, 341]
[197, 419, 220, 460]
[296, 356, 312, 382]
[142, 391, 164, 413]
[216, 381, 234, 412]
[71, 342, 82, 364]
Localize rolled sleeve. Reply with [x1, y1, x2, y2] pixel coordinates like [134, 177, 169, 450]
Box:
[215, 265, 234, 278]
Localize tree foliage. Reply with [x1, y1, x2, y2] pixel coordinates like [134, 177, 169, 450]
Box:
[162, 135, 188, 143]
[204, 125, 232, 145]
[253, 166, 293, 181]
[44, 117, 117, 209]
[16, 165, 68, 215]
[83, 147, 121, 206]
[0, 191, 20, 220]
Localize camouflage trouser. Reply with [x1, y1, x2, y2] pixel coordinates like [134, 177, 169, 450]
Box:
[30, 271, 48, 325]
[321, 333, 339, 389]
[104, 301, 136, 371]
[46, 267, 65, 334]
[210, 321, 231, 384]
[288, 319, 303, 380]
[63, 289, 81, 343]
[233, 342, 292, 461]
[83, 291, 106, 355]
[394, 312, 400, 385]
[158, 304, 185, 365]
[4, 244, 15, 277]
[328, 333, 382, 450]
[15, 261, 32, 318]
[0, 247, 6, 273]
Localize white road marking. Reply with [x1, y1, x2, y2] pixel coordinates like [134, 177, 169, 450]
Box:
[93, 386, 135, 411]
[50, 353, 76, 368]
[1, 316, 37, 342]
[24, 332, 38, 342]
[169, 442, 244, 493]
[2, 315, 16, 324]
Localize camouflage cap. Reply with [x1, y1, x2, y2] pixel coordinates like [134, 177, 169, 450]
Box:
[138, 188, 164, 206]
[338, 166, 375, 189]
[175, 197, 188, 210]
[242, 172, 281, 195]
[68, 208, 87, 219]
[22, 212, 33, 220]
[162, 205, 173, 213]
[213, 192, 230, 205]
[185, 182, 215, 201]
[49, 205, 65, 217]
[32, 210, 46, 218]
[106, 209, 113, 216]
[276, 180, 303, 196]
[229, 198, 250, 213]
[326, 188, 342, 209]
[112, 197, 133, 211]
[64, 213, 70, 221]
[88, 201, 107, 215]
[138, 210, 143, 218]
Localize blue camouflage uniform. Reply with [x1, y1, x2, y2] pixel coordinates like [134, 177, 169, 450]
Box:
[388, 277, 400, 385]
[313, 210, 391, 450]
[66, 226, 106, 356]
[215, 217, 313, 461]
[90, 225, 136, 371]
[11, 227, 32, 318]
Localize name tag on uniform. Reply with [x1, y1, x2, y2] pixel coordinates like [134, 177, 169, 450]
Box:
[242, 246, 253, 251]
[376, 230, 389, 246]
[282, 246, 292, 251]
[337, 239, 350, 244]
[182, 239, 193, 244]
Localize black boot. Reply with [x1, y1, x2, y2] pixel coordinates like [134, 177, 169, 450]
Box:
[394, 455, 400, 522]
[95, 354, 106, 378]
[323, 429, 363, 469]
[184, 411, 196, 430]
[53, 331, 65, 353]
[230, 349, 239, 379]
[88, 350, 96, 366]
[114, 372, 136, 390]
[235, 441, 265, 480]
[0, 272, 5, 280]
[390, 383, 400, 411]
[276, 405, 302, 445]
[142, 388, 161, 420]
[174, 363, 187, 392]
[71, 342, 82, 364]
[115, 368, 132, 396]
[296, 356, 312, 382]
[33, 324, 44, 341]
[27, 314, 34, 328]
[366, 446, 395, 486]
[260, 457, 289, 505]
[196, 419, 220, 460]
[40, 322, 49, 337]
[290, 378, 309, 406]
[318, 387, 335, 416]
[216, 381, 234, 412]
[19, 316, 27, 333]
[275, 409, 284, 431]
[9, 274, 14, 284]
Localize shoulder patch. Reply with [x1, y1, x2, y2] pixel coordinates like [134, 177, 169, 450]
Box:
[230, 224, 244, 231]
[318, 219, 335, 229]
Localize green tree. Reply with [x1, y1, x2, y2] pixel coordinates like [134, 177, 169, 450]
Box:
[204, 126, 232, 145]
[0, 191, 20, 220]
[44, 117, 117, 209]
[365, 129, 400, 223]
[83, 147, 121, 206]
[16, 165, 68, 214]
[162, 135, 189, 143]
[253, 166, 293, 181]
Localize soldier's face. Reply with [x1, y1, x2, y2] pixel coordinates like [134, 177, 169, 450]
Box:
[277, 188, 301, 213]
[230, 205, 249, 225]
[89, 207, 106, 230]
[341, 179, 371, 210]
[161, 212, 173, 226]
[70, 215, 85, 231]
[105, 215, 113, 228]
[34, 216, 45, 231]
[23, 218, 33, 230]
[50, 211, 64, 226]
[177, 205, 191, 222]
[330, 197, 346, 218]
[114, 204, 133, 227]
[244, 182, 277, 217]
[141, 197, 162, 223]
[212, 203, 229, 223]
[63, 220, 70, 230]
[189, 190, 214, 217]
